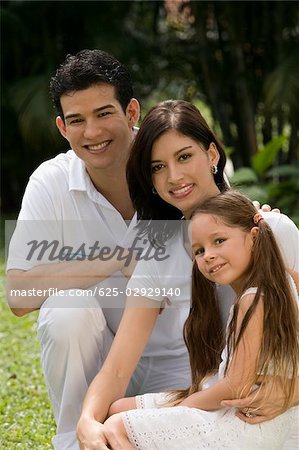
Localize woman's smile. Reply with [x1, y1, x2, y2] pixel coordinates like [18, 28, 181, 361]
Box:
[169, 183, 195, 199]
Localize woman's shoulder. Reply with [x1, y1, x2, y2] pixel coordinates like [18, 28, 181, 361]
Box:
[262, 211, 298, 234]
[262, 211, 299, 271]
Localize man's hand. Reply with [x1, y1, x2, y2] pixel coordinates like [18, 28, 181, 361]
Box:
[252, 201, 280, 214]
[77, 416, 124, 450]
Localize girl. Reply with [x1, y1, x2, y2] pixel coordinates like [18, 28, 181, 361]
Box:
[105, 190, 298, 449]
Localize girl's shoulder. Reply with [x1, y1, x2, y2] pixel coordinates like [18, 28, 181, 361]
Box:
[240, 287, 258, 298]
[238, 287, 264, 317]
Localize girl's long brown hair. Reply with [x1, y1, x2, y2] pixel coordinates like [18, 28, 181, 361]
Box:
[168, 191, 298, 408]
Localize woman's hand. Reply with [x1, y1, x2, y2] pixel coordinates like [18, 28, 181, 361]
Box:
[77, 416, 123, 450]
[221, 377, 299, 424]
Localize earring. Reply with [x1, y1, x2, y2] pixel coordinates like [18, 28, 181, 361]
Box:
[211, 165, 218, 175]
[152, 187, 157, 194]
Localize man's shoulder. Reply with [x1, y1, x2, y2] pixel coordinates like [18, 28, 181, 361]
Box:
[29, 150, 84, 192]
[31, 150, 74, 179]
[21, 150, 80, 200]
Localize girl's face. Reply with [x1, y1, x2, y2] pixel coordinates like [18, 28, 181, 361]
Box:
[151, 130, 220, 219]
[191, 214, 256, 293]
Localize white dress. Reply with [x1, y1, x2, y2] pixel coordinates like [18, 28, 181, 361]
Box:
[121, 288, 298, 450]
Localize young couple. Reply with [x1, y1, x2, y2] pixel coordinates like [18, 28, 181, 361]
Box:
[6, 50, 298, 450]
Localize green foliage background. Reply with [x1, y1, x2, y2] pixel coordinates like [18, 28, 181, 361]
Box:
[1, 0, 299, 220]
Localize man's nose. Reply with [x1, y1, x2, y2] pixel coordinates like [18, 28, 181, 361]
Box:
[83, 120, 101, 140]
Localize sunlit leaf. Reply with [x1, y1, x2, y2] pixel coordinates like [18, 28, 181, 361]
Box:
[252, 135, 288, 177]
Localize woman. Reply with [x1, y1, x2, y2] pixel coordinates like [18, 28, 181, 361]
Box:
[77, 101, 298, 450]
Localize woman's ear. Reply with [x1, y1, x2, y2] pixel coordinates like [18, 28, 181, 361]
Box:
[207, 142, 220, 166]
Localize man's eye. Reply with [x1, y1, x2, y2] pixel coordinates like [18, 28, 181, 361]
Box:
[68, 118, 83, 125]
[98, 111, 111, 117]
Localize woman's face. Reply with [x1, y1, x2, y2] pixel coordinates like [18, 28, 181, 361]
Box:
[151, 130, 220, 218]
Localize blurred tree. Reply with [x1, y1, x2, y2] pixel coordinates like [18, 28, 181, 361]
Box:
[159, 1, 299, 168]
[1, 0, 298, 216]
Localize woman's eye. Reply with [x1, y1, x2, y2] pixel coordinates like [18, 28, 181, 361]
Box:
[151, 164, 164, 173]
[179, 153, 192, 161]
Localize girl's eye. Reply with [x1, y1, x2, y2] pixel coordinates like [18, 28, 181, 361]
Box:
[194, 247, 205, 257]
[151, 164, 164, 173]
[215, 238, 225, 245]
[178, 153, 192, 161]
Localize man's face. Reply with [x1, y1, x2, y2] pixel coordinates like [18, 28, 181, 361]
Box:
[56, 84, 139, 179]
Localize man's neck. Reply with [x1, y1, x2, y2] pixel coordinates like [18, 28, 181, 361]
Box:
[88, 169, 135, 220]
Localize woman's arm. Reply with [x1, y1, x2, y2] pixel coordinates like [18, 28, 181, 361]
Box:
[180, 294, 264, 411]
[77, 296, 160, 449]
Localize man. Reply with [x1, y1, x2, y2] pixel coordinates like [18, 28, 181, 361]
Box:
[6, 49, 191, 449]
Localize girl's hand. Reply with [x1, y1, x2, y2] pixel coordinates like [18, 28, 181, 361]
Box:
[77, 416, 123, 450]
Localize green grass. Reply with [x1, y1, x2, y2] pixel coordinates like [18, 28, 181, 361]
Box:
[0, 260, 55, 448]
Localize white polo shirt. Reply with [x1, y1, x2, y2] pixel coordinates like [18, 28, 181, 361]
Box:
[6, 150, 190, 357]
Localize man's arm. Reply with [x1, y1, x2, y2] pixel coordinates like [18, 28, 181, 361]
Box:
[6, 254, 127, 316]
[76, 296, 160, 449]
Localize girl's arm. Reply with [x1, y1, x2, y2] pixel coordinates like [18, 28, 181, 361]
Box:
[180, 293, 264, 411]
[76, 296, 160, 449]
[287, 268, 299, 296]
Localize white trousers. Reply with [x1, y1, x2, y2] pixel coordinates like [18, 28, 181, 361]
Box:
[37, 292, 191, 450]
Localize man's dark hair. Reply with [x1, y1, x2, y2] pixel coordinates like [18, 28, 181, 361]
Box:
[49, 49, 134, 118]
